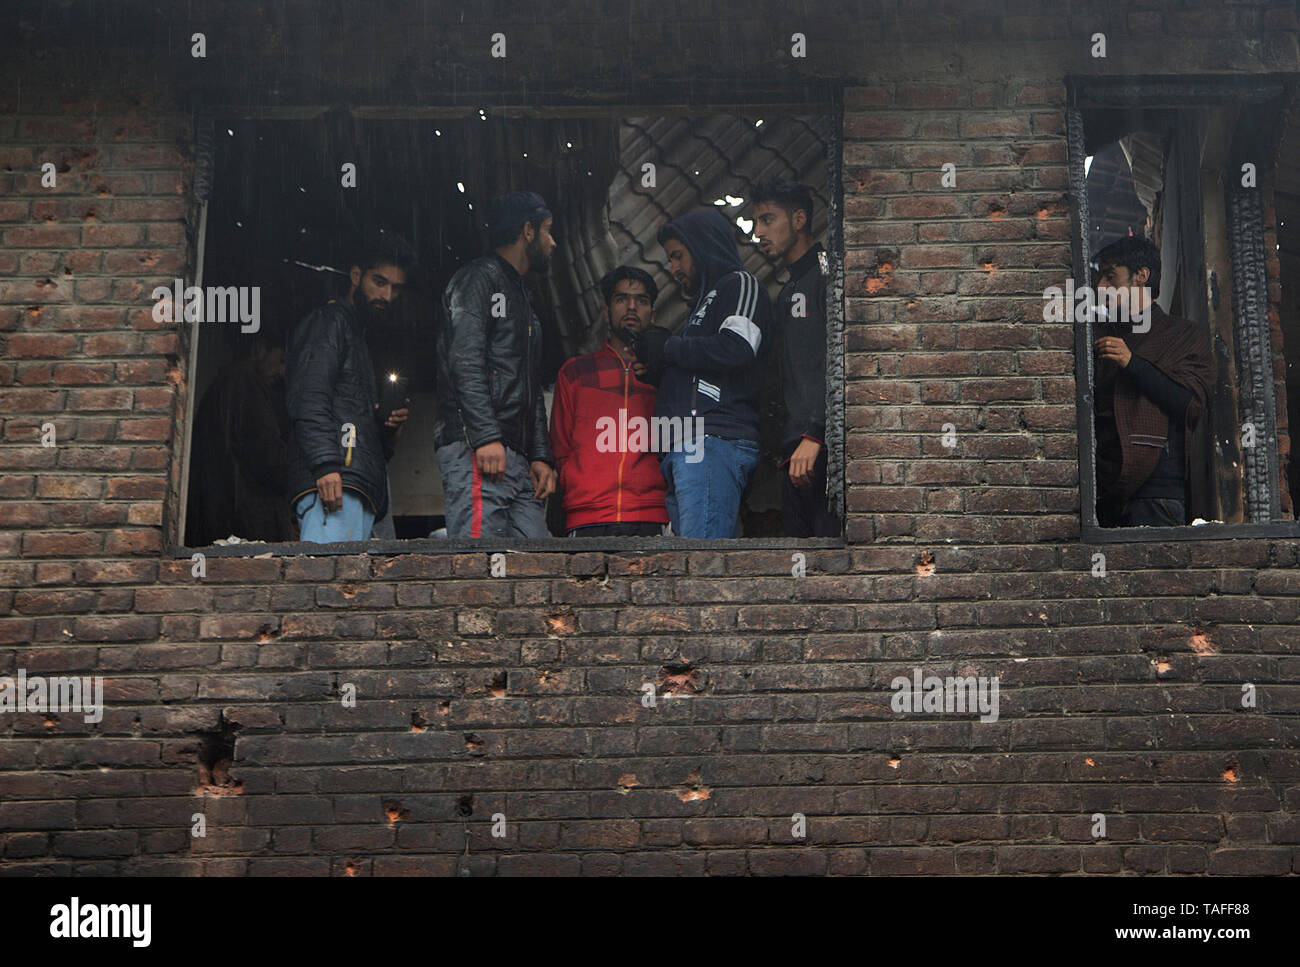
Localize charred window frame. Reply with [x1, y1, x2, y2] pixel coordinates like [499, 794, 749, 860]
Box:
[171, 93, 847, 558]
[1067, 75, 1300, 542]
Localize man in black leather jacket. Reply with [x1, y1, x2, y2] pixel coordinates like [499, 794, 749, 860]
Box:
[434, 191, 557, 538]
[285, 231, 416, 543]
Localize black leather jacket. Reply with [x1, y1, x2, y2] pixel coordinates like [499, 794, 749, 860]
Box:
[435, 253, 553, 465]
[778, 242, 829, 448]
[285, 298, 393, 518]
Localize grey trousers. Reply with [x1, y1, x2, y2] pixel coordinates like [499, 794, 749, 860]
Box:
[435, 440, 549, 538]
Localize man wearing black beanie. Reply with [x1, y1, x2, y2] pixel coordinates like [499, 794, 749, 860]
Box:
[433, 190, 558, 537]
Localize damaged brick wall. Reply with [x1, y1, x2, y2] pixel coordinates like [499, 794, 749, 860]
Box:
[2, 1, 1300, 875]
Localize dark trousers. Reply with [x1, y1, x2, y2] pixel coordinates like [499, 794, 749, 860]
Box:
[1123, 496, 1185, 527]
[567, 521, 665, 537]
[780, 441, 841, 538]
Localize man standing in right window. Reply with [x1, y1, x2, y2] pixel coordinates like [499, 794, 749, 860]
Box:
[1092, 236, 1213, 527]
[753, 179, 841, 537]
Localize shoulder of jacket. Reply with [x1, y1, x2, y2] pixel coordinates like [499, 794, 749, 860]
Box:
[297, 300, 352, 335]
[449, 256, 499, 289]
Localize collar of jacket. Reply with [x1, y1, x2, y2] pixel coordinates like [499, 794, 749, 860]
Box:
[328, 296, 364, 330]
[491, 250, 524, 282]
[786, 241, 825, 283]
[602, 337, 634, 366]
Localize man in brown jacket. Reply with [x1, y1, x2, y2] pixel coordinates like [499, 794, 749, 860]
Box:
[1092, 236, 1213, 527]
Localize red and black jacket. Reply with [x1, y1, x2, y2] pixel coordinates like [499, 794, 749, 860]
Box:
[549, 341, 669, 530]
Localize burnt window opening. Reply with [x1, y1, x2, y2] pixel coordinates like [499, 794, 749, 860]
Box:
[1067, 76, 1300, 539]
[177, 107, 845, 552]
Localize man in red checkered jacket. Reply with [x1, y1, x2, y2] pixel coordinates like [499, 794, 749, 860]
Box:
[549, 267, 670, 537]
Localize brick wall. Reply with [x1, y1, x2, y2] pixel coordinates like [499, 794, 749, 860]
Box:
[2, 2, 1300, 875]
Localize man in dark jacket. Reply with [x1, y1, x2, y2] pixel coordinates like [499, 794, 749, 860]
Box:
[187, 333, 292, 545]
[753, 178, 841, 537]
[434, 191, 557, 538]
[285, 231, 416, 542]
[630, 208, 773, 538]
[1092, 236, 1213, 527]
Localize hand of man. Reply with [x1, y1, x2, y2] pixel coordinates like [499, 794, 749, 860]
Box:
[788, 438, 822, 489]
[530, 460, 556, 500]
[316, 471, 343, 513]
[629, 326, 672, 385]
[1094, 336, 1132, 368]
[476, 441, 507, 483]
[384, 403, 410, 429]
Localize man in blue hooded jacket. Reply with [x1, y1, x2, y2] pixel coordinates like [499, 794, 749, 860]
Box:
[629, 208, 773, 538]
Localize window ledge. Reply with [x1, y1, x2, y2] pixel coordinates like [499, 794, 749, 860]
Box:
[171, 536, 847, 558]
[1082, 521, 1300, 542]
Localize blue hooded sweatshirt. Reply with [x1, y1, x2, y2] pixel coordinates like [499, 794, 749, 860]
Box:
[655, 208, 773, 442]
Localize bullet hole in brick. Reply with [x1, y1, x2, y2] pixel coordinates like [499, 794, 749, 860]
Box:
[1189, 627, 1215, 655]
[338, 584, 360, 598]
[1222, 756, 1239, 783]
[658, 662, 700, 695]
[675, 768, 711, 802]
[343, 860, 358, 876]
[436, 700, 450, 717]
[1153, 658, 1172, 676]
[1085, 757, 1095, 766]
[915, 550, 935, 577]
[36, 278, 57, 290]
[545, 610, 576, 637]
[194, 713, 243, 796]
[410, 710, 427, 733]
[888, 756, 901, 769]
[383, 800, 409, 826]
[44, 715, 58, 730]
[490, 671, 507, 698]
[617, 773, 639, 794]
[256, 625, 278, 644]
[464, 733, 485, 757]
[988, 204, 1006, 219]
[457, 795, 474, 817]
[864, 250, 897, 294]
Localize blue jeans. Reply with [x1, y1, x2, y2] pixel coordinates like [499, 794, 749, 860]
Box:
[294, 491, 375, 543]
[660, 436, 760, 538]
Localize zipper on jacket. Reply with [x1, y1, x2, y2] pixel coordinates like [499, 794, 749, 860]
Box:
[616, 357, 630, 522]
[457, 406, 471, 450]
[521, 275, 533, 456]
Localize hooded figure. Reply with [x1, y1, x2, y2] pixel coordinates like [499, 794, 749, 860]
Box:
[652, 208, 773, 443]
[632, 208, 773, 537]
